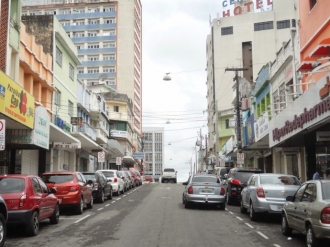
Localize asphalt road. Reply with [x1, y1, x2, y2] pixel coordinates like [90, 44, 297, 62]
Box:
[5, 182, 329, 247]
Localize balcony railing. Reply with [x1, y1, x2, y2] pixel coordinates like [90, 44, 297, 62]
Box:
[76, 122, 96, 141]
[96, 128, 108, 144]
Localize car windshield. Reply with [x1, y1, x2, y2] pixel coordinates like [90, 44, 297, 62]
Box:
[235, 172, 258, 183]
[322, 182, 330, 200]
[192, 176, 220, 183]
[164, 168, 175, 172]
[101, 171, 115, 177]
[260, 175, 300, 185]
[83, 174, 97, 182]
[41, 174, 74, 184]
[0, 178, 25, 193]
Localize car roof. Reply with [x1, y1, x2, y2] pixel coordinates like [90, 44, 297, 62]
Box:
[42, 171, 76, 175]
[231, 168, 263, 172]
[0, 174, 33, 178]
[193, 174, 217, 177]
[259, 173, 297, 177]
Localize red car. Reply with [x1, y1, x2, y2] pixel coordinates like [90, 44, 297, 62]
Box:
[0, 174, 59, 236]
[41, 171, 93, 215]
[144, 175, 153, 182]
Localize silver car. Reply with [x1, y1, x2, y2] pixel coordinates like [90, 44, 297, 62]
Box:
[281, 180, 330, 247]
[182, 174, 226, 209]
[240, 173, 301, 221]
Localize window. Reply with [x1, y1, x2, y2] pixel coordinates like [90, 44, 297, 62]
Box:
[221, 26, 233, 35]
[225, 119, 229, 129]
[104, 7, 115, 12]
[87, 43, 99, 49]
[103, 67, 115, 73]
[302, 183, 316, 202]
[69, 63, 74, 80]
[294, 184, 307, 202]
[32, 178, 42, 193]
[104, 19, 115, 24]
[73, 32, 84, 38]
[76, 44, 83, 50]
[88, 56, 99, 61]
[103, 31, 115, 36]
[68, 100, 73, 116]
[103, 55, 115, 60]
[291, 19, 296, 28]
[254, 21, 274, 31]
[61, 21, 70, 26]
[277, 20, 290, 29]
[87, 32, 98, 37]
[78, 69, 84, 74]
[37, 178, 49, 193]
[310, 0, 317, 10]
[56, 47, 62, 66]
[88, 19, 100, 25]
[105, 80, 115, 85]
[103, 43, 115, 48]
[87, 68, 99, 73]
[76, 21, 85, 26]
[114, 106, 119, 112]
[54, 89, 61, 106]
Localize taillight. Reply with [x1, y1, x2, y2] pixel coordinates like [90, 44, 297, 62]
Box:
[220, 187, 225, 195]
[69, 185, 80, 192]
[114, 178, 118, 182]
[188, 186, 193, 194]
[321, 207, 330, 224]
[256, 187, 265, 198]
[231, 179, 241, 185]
[19, 194, 27, 208]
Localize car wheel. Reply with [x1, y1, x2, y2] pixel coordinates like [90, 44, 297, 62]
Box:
[249, 202, 258, 221]
[50, 204, 60, 224]
[226, 192, 232, 205]
[0, 213, 7, 247]
[174, 179, 177, 184]
[184, 202, 191, 209]
[76, 197, 84, 214]
[182, 194, 186, 204]
[219, 203, 226, 210]
[99, 190, 105, 203]
[240, 200, 247, 214]
[281, 214, 292, 236]
[107, 189, 113, 200]
[161, 179, 164, 183]
[87, 196, 93, 209]
[306, 224, 321, 247]
[25, 211, 39, 236]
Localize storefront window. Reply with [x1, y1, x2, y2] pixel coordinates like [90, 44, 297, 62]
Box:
[315, 145, 330, 178]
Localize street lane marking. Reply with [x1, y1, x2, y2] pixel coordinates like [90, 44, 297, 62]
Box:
[245, 223, 254, 229]
[112, 201, 116, 203]
[105, 204, 110, 207]
[236, 216, 243, 221]
[116, 198, 121, 200]
[225, 208, 228, 211]
[257, 231, 269, 240]
[74, 215, 90, 223]
[123, 195, 127, 197]
[273, 245, 281, 247]
[228, 211, 234, 214]
[97, 208, 103, 211]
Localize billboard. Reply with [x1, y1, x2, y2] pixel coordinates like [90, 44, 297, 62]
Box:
[220, 0, 273, 18]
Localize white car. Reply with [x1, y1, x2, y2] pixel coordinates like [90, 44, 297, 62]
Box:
[97, 170, 125, 196]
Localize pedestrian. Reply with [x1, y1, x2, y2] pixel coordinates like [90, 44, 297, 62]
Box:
[313, 167, 322, 180]
[325, 169, 330, 180]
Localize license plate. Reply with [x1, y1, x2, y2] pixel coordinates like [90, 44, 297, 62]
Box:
[201, 189, 212, 193]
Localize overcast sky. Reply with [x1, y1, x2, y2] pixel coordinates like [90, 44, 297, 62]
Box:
[141, 0, 225, 182]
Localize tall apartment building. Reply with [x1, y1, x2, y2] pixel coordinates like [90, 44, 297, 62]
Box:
[22, 0, 143, 136]
[142, 127, 164, 178]
[206, 0, 299, 161]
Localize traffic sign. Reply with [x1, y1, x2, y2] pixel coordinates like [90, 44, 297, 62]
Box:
[0, 120, 5, 151]
[237, 152, 244, 165]
[98, 151, 105, 163]
[116, 157, 122, 166]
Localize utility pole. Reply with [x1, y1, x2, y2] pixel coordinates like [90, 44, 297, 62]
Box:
[205, 134, 208, 173]
[225, 68, 248, 156]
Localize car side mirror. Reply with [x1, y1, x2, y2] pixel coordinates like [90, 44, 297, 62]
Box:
[50, 188, 57, 194]
[286, 195, 294, 202]
[182, 182, 187, 185]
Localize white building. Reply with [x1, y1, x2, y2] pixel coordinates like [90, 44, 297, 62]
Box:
[206, 0, 299, 159]
[142, 127, 165, 178]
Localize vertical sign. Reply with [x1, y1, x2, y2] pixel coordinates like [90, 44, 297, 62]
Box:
[0, 120, 5, 150]
[98, 151, 105, 163]
[116, 157, 122, 166]
[237, 153, 244, 165]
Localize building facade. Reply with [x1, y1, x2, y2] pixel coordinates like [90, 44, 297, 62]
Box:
[22, 0, 143, 136]
[142, 127, 164, 179]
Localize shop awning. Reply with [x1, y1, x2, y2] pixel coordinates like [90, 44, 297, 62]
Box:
[297, 57, 316, 71]
[122, 156, 136, 166]
[310, 38, 330, 57]
[49, 123, 80, 143]
[71, 132, 101, 153]
[108, 139, 125, 157]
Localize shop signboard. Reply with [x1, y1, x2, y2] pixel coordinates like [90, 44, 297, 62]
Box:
[316, 131, 330, 141]
[254, 111, 269, 142]
[32, 106, 50, 149]
[225, 137, 233, 155]
[245, 114, 255, 146]
[219, 0, 273, 18]
[0, 71, 35, 129]
[111, 130, 127, 138]
[133, 152, 144, 159]
[53, 142, 81, 149]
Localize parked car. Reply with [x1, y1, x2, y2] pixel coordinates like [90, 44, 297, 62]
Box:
[97, 170, 125, 196]
[118, 171, 130, 192]
[281, 180, 330, 247]
[182, 173, 226, 209]
[224, 168, 263, 205]
[41, 171, 93, 215]
[215, 166, 231, 179]
[124, 171, 134, 189]
[128, 170, 140, 187]
[240, 173, 301, 221]
[82, 172, 112, 203]
[130, 169, 142, 186]
[144, 175, 154, 183]
[0, 174, 59, 236]
[0, 194, 7, 247]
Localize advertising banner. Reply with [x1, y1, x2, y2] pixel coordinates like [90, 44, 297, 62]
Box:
[245, 114, 255, 146]
[254, 111, 269, 142]
[219, 0, 273, 18]
[0, 71, 35, 128]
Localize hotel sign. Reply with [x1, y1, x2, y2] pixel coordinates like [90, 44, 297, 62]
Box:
[220, 0, 273, 18]
[0, 71, 35, 128]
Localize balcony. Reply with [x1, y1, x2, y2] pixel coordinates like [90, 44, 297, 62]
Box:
[71, 35, 116, 43]
[111, 130, 132, 143]
[110, 111, 129, 122]
[64, 23, 116, 32]
[56, 12, 116, 21]
[96, 128, 108, 144]
[76, 122, 96, 141]
[78, 48, 116, 55]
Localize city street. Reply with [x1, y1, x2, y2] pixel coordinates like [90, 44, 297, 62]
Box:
[5, 182, 328, 247]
